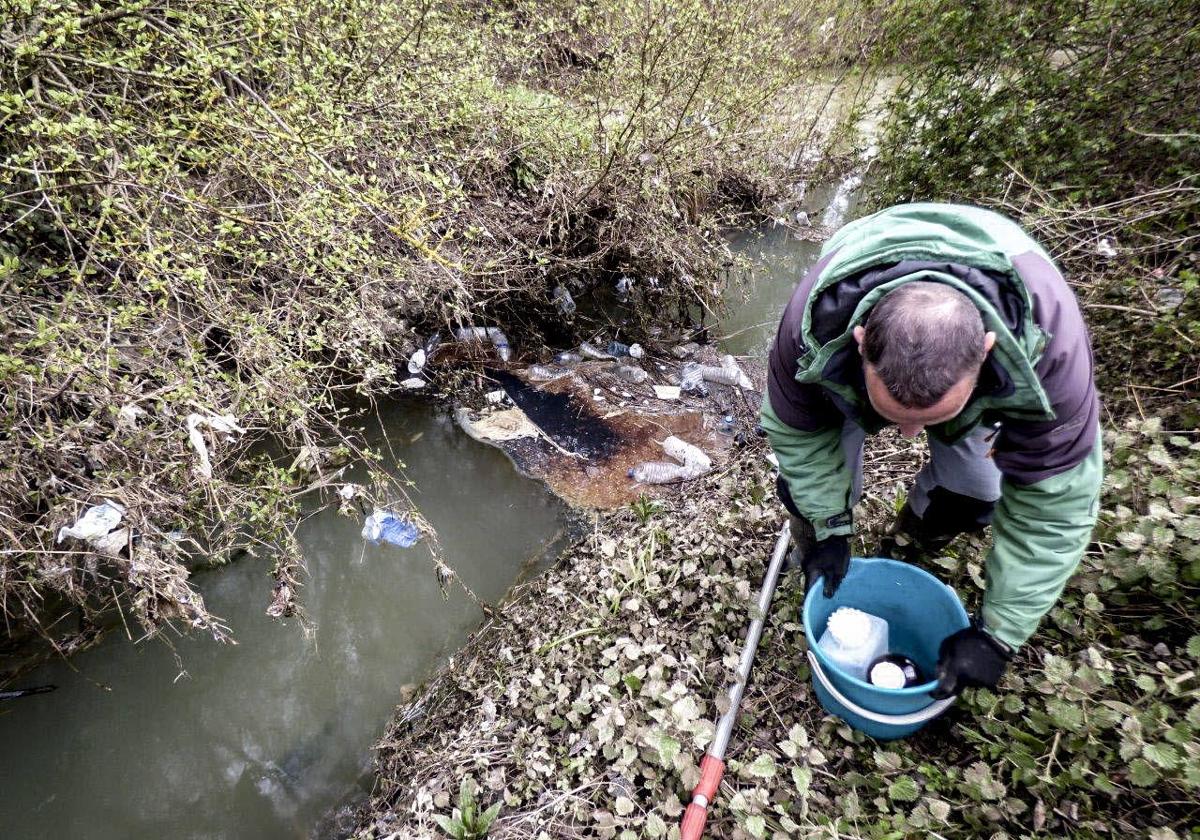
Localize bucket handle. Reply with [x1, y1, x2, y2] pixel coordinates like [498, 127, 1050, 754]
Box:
[806, 651, 957, 727]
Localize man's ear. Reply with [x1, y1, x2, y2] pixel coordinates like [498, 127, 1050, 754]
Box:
[983, 331, 997, 355]
[852, 325, 866, 355]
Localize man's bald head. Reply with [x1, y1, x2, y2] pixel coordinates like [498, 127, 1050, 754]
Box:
[860, 282, 988, 409]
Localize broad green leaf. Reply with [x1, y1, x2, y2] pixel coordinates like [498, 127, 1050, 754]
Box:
[888, 775, 921, 802]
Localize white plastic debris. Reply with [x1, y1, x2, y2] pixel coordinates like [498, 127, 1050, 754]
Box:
[628, 435, 712, 484]
[116, 403, 145, 430]
[338, 483, 364, 501]
[485, 389, 508, 405]
[186, 413, 246, 479]
[1096, 238, 1118, 258]
[400, 377, 427, 390]
[653, 385, 680, 400]
[407, 348, 427, 374]
[57, 500, 126, 545]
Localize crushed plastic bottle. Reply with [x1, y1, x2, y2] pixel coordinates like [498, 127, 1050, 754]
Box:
[527, 364, 568, 382]
[455, 326, 512, 362]
[606, 341, 645, 359]
[613, 364, 648, 384]
[578, 341, 614, 360]
[628, 436, 711, 484]
[361, 508, 422, 548]
[400, 377, 426, 390]
[679, 362, 709, 396]
[553, 351, 582, 365]
[551, 285, 576, 315]
[717, 414, 735, 438]
[818, 607, 889, 682]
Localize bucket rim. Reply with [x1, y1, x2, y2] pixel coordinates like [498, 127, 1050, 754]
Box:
[803, 556, 968, 697]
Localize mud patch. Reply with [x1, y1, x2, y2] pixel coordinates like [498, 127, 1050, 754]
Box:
[459, 353, 765, 509]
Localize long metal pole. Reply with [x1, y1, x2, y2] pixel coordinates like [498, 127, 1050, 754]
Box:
[680, 523, 791, 840]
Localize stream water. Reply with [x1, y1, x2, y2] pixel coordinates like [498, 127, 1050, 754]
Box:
[0, 400, 568, 839]
[720, 174, 866, 355]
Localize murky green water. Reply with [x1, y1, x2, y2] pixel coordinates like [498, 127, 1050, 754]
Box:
[720, 174, 865, 356]
[0, 400, 567, 839]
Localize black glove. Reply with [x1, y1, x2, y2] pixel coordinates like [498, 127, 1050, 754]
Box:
[803, 535, 850, 598]
[931, 621, 1013, 699]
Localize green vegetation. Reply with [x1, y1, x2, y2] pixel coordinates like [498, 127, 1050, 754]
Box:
[0, 0, 870, 653]
[434, 778, 503, 840]
[870, 0, 1200, 410]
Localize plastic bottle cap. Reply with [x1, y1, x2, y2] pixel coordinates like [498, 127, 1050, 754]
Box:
[869, 661, 907, 689]
[826, 607, 871, 648]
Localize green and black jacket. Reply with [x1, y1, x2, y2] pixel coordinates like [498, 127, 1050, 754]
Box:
[761, 203, 1102, 648]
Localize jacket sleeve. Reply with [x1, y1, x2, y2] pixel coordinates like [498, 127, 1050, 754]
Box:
[760, 395, 854, 540]
[761, 268, 855, 541]
[984, 250, 1103, 648]
[982, 434, 1102, 648]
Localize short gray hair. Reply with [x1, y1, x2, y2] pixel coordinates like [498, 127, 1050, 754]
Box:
[862, 282, 986, 408]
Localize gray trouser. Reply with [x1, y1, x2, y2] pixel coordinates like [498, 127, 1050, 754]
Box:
[779, 421, 1003, 539]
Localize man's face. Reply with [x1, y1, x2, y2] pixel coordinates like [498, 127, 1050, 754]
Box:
[852, 325, 996, 439]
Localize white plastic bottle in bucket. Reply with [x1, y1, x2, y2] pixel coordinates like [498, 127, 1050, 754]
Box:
[817, 607, 889, 682]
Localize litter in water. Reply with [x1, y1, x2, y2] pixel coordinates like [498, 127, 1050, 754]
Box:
[361, 508, 422, 548]
[455, 326, 512, 362]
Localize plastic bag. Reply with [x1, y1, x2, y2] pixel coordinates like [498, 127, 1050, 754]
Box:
[361, 508, 422, 548]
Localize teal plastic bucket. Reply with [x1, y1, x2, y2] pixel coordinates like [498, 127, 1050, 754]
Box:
[802, 557, 969, 740]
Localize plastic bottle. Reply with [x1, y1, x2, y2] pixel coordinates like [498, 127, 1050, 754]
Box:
[679, 362, 709, 396]
[454, 326, 512, 362]
[628, 436, 711, 484]
[551, 286, 576, 315]
[553, 351, 582, 365]
[613, 364, 648, 384]
[867, 654, 924, 689]
[578, 341, 613, 360]
[607, 341, 645, 359]
[817, 607, 889, 682]
[717, 414, 735, 438]
[528, 364, 567, 382]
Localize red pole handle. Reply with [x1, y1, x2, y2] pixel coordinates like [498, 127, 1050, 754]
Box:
[680, 753, 725, 840]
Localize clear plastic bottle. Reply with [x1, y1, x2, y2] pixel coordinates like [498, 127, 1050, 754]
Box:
[817, 607, 889, 682]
